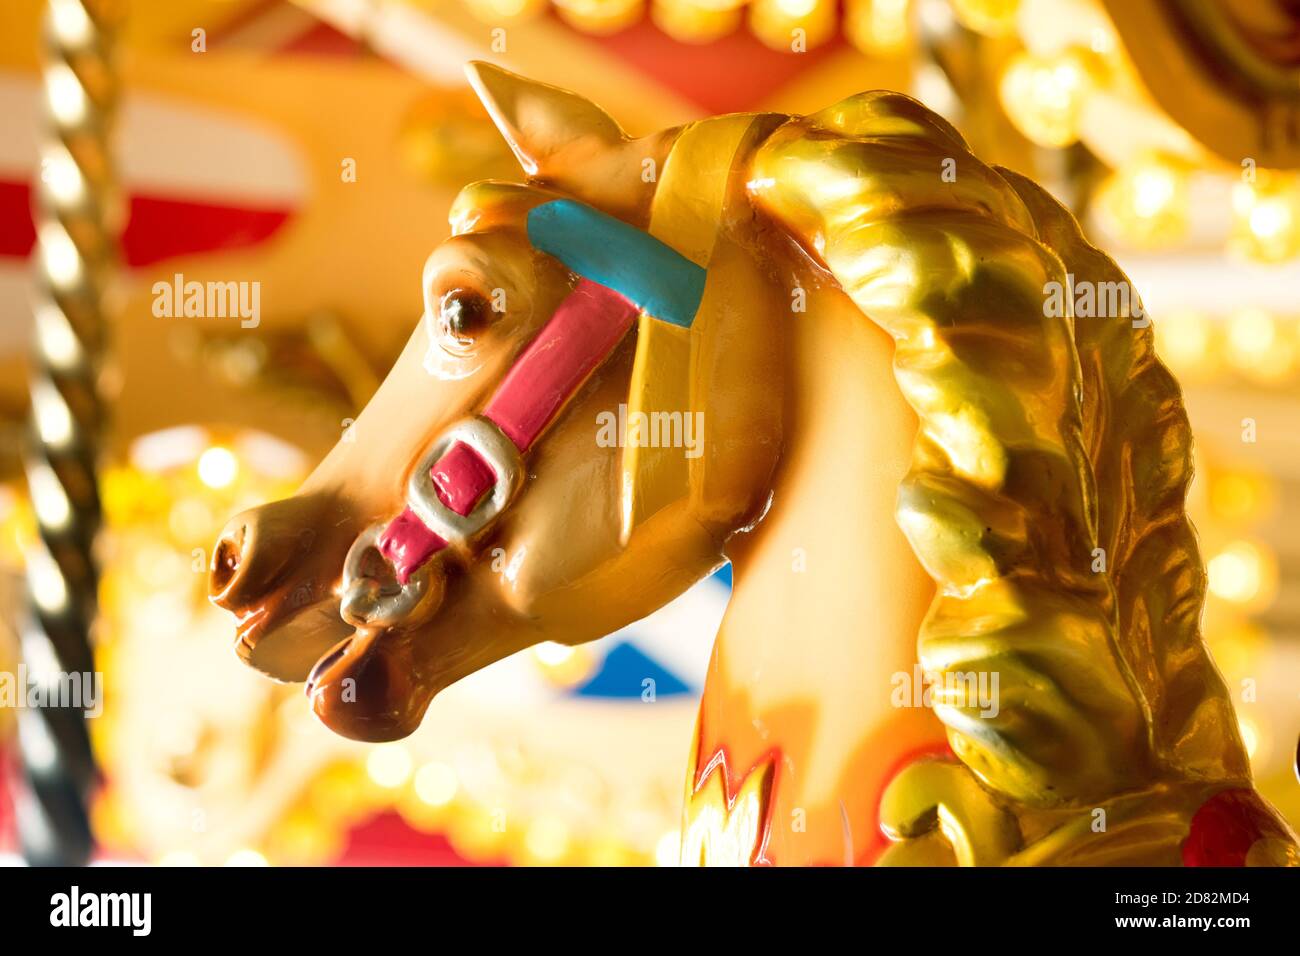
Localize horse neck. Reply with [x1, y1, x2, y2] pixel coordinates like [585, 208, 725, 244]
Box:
[692, 283, 945, 864]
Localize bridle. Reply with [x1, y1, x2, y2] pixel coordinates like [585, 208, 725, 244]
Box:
[337, 198, 706, 628]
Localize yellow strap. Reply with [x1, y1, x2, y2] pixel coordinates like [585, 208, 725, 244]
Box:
[621, 115, 755, 542]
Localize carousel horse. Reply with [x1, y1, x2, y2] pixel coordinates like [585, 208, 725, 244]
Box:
[209, 64, 1298, 866]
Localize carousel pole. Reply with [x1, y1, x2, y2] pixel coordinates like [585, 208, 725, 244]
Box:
[16, 0, 123, 866]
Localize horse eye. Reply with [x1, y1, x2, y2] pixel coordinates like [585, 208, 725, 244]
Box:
[439, 289, 493, 345]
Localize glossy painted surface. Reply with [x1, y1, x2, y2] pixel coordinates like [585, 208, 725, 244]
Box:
[211, 64, 1298, 865]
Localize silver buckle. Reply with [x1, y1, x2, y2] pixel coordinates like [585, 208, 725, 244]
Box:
[339, 523, 434, 628]
[406, 416, 524, 548]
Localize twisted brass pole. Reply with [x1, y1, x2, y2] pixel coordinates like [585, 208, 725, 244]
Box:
[17, 0, 122, 866]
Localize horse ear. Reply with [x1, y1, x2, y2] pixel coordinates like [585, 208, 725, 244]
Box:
[466, 62, 667, 220]
[466, 61, 627, 180]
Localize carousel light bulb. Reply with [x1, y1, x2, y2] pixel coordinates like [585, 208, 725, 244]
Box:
[35, 302, 82, 370]
[775, 0, 817, 17]
[224, 848, 270, 867]
[45, 61, 87, 126]
[1230, 174, 1300, 262]
[1226, 308, 1294, 381]
[38, 221, 81, 288]
[1207, 540, 1275, 607]
[414, 761, 459, 807]
[652, 0, 742, 44]
[28, 461, 71, 532]
[534, 641, 575, 665]
[41, 144, 84, 206]
[465, 0, 546, 22]
[32, 379, 74, 450]
[27, 545, 68, 614]
[1131, 166, 1176, 220]
[158, 850, 201, 866]
[367, 744, 413, 788]
[949, 0, 1020, 38]
[524, 815, 571, 863]
[197, 446, 239, 489]
[553, 0, 644, 34]
[49, 0, 93, 46]
[1096, 154, 1189, 247]
[751, 0, 835, 51]
[998, 49, 1094, 149]
[1153, 310, 1211, 374]
[846, 0, 911, 58]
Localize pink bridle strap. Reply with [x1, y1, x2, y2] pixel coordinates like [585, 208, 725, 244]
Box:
[378, 278, 640, 582]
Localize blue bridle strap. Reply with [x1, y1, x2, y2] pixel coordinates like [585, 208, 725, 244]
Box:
[525, 199, 705, 330]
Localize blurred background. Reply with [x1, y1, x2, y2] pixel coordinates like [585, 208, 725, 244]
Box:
[0, 0, 1296, 865]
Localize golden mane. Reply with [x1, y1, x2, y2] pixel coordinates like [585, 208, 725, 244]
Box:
[748, 90, 1257, 862]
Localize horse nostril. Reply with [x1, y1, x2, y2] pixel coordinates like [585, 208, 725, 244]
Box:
[209, 524, 247, 602]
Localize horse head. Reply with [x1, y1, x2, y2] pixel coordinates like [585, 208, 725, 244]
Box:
[208, 63, 784, 743]
[211, 65, 1298, 865]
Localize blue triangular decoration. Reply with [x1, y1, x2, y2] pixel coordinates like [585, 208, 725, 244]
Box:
[571, 641, 693, 699]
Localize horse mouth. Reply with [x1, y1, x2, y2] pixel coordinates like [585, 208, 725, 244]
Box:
[234, 597, 353, 683]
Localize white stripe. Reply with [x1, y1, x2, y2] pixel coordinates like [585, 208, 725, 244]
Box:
[0, 71, 306, 206]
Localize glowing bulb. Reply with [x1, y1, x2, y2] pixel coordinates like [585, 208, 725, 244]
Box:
[534, 641, 575, 666]
[1096, 155, 1189, 247]
[26, 545, 68, 614]
[28, 461, 71, 531]
[197, 446, 239, 489]
[950, 0, 1020, 38]
[1225, 309, 1294, 380]
[776, 0, 817, 17]
[35, 302, 82, 369]
[414, 762, 459, 807]
[224, 848, 269, 867]
[38, 221, 81, 288]
[49, 0, 93, 46]
[1131, 167, 1176, 220]
[41, 145, 84, 206]
[32, 379, 73, 449]
[1249, 198, 1289, 240]
[847, 0, 911, 58]
[999, 49, 1094, 148]
[1207, 541, 1273, 606]
[367, 744, 412, 788]
[45, 62, 86, 126]
[1230, 175, 1300, 262]
[158, 851, 200, 866]
[524, 816, 571, 863]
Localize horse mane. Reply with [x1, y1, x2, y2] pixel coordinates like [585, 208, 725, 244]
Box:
[747, 91, 1249, 815]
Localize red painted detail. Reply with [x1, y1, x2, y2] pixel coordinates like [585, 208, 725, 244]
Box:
[335, 811, 504, 867]
[377, 509, 447, 585]
[122, 194, 292, 267]
[0, 182, 36, 258]
[690, 744, 782, 867]
[379, 279, 638, 581]
[1182, 788, 1285, 867]
[554, 11, 849, 115]
[279, 21, 370, 57]
[432, 442, 496, 518]
[0, 181, 293, 267]
[483, 279, 640, 449]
